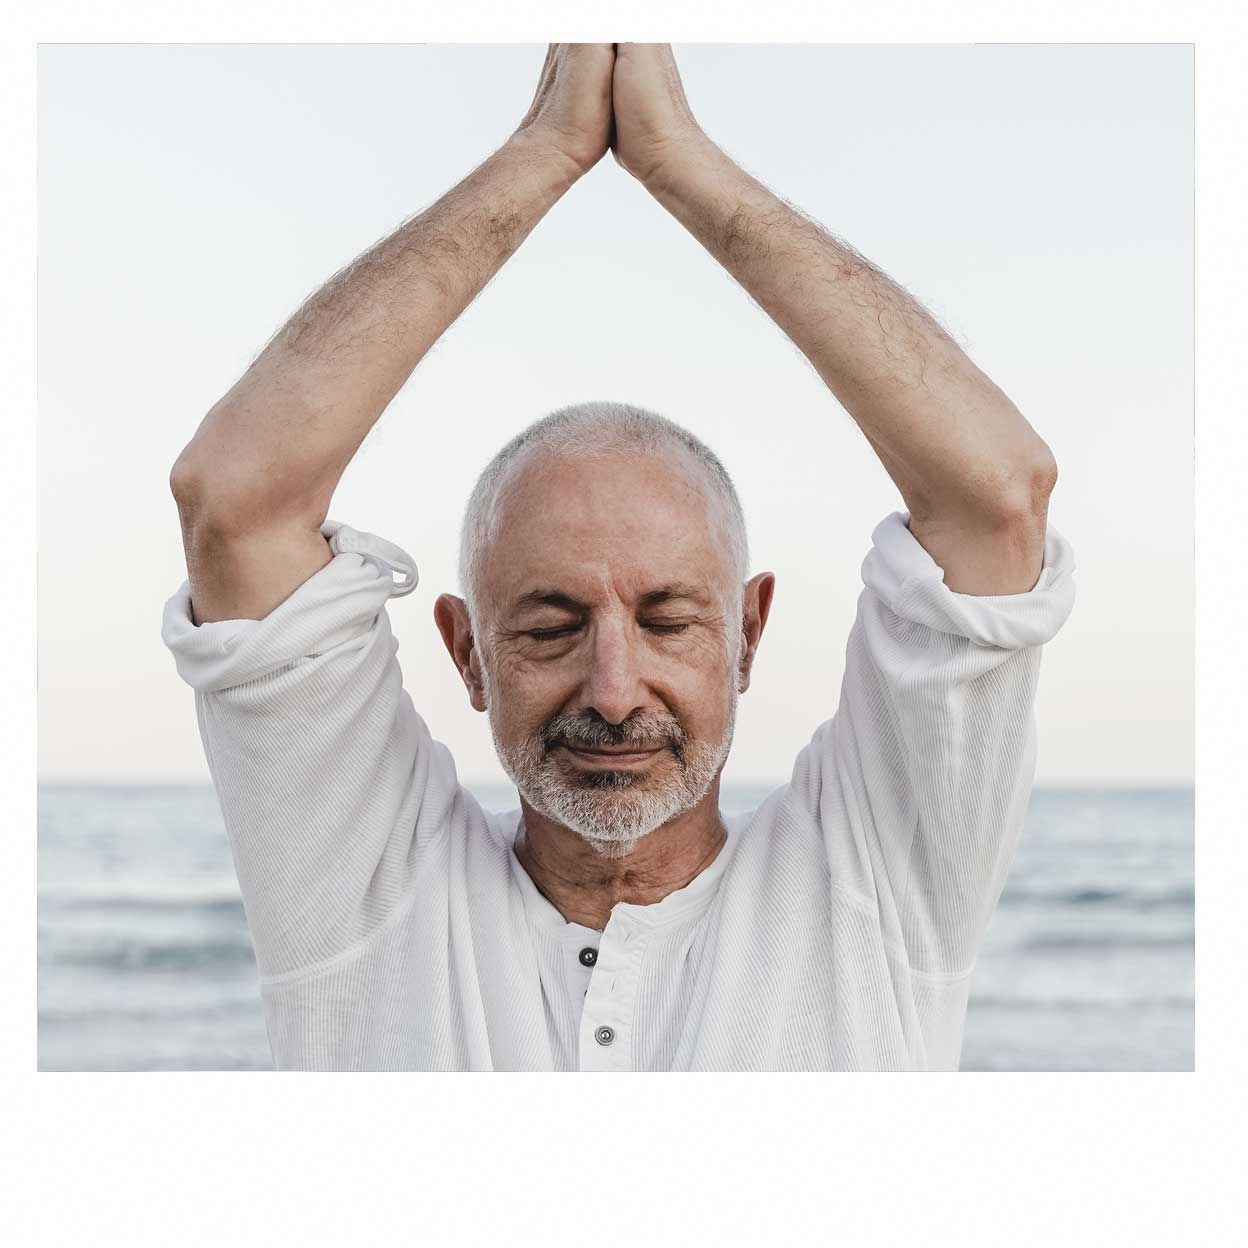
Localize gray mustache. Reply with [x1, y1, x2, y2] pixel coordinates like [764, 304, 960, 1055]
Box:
[543, 710, 686, 754]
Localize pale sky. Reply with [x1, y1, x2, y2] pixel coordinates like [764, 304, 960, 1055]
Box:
[37, 42, 1193, 786]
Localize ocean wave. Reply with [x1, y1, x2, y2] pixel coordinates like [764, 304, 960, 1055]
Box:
[38, 886, 244, 914]
[41, 897, 246, 922]
[40, 933, 257, 972]
[969, 995, 1193, 1013]
[999, 885, 1194, 910]
[1015, 931, 1193, 953]
[39, 1000, 260, 1025]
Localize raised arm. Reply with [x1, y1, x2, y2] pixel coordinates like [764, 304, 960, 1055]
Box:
[170, 43, 616, 624]
[610, 43, 1058, 596]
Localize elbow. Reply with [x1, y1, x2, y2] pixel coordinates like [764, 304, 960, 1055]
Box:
[168, 442, 326, 541]
[990, 426, 1058, 520]
[169, 452, 205, 509]
[168, 396, 253, 516]
[168, 447, 251, 538]
[168, 449, 232, 528]
[168, 454, 231, 549]
[1021, 446, 1059, 516]
[987, 460, 1056, 529]
[956, 448, 1059, 528]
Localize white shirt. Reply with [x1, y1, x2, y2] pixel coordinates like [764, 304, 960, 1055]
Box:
[161, 510, 1076, 1070]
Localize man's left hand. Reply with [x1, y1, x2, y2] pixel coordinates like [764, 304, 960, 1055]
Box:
[611, 43, 707, 189]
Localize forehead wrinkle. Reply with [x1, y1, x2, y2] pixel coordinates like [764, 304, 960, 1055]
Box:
[481, 446, 739, 619]
[507, 581, 713, 616]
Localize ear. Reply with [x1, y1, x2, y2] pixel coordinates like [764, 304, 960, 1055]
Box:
[737, 572, 775, 694]
[434, 594, 489, 713]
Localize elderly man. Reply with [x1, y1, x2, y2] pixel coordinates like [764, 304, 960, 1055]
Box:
[163, 44, 1075, 1071]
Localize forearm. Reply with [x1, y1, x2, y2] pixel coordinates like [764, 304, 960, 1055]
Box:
[173, 134, 579, 530]
[646, 137, 1057, 520]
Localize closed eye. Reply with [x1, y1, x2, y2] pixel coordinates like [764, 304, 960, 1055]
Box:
[526, 623, 691, 640]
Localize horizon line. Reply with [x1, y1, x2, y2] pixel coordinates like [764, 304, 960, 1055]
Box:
[35, 776, 1197, 792]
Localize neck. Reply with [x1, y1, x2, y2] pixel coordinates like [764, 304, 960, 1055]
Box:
[513, 777, 728, 931]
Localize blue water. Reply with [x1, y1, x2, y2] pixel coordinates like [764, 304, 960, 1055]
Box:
[37, 783, 1194, 1071]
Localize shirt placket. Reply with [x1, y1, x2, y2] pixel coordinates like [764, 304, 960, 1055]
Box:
[577, 916, 647, 1071]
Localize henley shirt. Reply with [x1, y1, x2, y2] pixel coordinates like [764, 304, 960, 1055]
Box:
[161, 510, 1076, 1070]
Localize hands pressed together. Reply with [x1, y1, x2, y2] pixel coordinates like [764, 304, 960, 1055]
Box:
[513, 43, 705, 188]
[175, 41, 1057, 624]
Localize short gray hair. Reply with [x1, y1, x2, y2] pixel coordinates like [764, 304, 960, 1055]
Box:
[458, 400, 749, 628]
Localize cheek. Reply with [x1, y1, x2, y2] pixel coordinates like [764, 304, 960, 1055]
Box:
[491, 656, 569, 735]
[684, 675, 735, 733]
[664, 643, 738, 729]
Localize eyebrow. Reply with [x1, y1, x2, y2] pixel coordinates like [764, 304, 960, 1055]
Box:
[638, 584, 711, 608]
[509, 584, 711, 612]
[511, 590, 587, 613]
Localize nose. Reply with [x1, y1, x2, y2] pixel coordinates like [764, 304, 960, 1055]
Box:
[579, 615, 648, 726]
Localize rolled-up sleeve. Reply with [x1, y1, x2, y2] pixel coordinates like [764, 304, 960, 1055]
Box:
[160, 519, 459, 981]
[792, 509, 1077, 979]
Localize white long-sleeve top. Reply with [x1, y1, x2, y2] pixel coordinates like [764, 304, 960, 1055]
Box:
[161, 510, 1076, 1070]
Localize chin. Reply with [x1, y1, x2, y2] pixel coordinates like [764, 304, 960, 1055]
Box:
[521, 764, 709, 853]
[574, 770, 647, 791]
[493, 719, 733, 852]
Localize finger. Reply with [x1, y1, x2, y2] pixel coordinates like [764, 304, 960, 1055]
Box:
[551, 43, 615, 100]
[560, 42, 616, 71]
[620, 42, 675, 68]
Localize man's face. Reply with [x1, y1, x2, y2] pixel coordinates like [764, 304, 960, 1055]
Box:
[475, 448, 744, 858]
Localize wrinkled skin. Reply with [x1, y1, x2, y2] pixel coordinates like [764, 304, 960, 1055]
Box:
[434, 448, 774, 929]
[610, 42, 707, 189]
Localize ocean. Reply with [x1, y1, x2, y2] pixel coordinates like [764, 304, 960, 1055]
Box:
[37, 783, 1194, 1071]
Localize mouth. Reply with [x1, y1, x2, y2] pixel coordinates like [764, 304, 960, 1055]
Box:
[559, 744, 664, 767]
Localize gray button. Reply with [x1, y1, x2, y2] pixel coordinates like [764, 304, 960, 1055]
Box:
[579, 947, 598, 967]
[595, 1025, 615, 1046]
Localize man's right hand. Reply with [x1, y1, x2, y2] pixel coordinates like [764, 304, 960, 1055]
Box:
[512, 43, 616, 180]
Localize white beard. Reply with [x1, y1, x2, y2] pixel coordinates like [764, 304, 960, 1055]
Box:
[484, 666, 739, 862]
